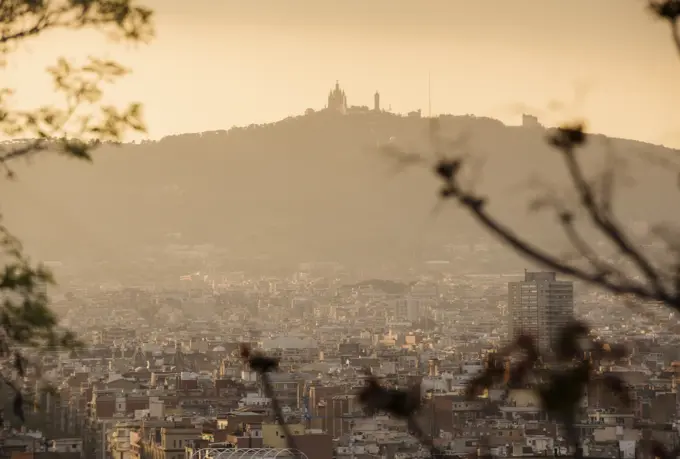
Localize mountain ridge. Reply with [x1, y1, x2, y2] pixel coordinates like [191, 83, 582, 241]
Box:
[1, 110, 677, 275]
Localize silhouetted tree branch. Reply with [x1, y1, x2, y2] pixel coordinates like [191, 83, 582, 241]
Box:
[650, 0, 680, 55]
[433, 121, 680, 307]
[361, 7, 680, 456]
[465, 324, 629, 459]
[0, 0, 154, 421]
[431, 116, 680, 312]
[239, 345, 302, 455]
[380, 1, 680, 315]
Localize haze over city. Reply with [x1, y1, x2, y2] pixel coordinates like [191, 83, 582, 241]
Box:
[1, 2, 680, 458]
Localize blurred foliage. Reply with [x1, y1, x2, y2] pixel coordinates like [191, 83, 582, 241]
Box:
[338, 322, 628, 457]
[0, 0, 154, 422]
[242, 321, 630, 458]
[350, 321, 629, 459]
[468, 323, 629, 451]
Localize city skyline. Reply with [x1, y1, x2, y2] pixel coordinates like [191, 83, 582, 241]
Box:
[1, 2, 679, 458]
[2, 0, 679, 147]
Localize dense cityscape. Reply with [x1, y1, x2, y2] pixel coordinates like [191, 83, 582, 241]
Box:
[2, 2, 680, 458]
[3, 253, 678, 459]
[1, 77, 679, 459]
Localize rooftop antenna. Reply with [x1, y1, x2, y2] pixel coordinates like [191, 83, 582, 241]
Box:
[428, 71, 432, 118]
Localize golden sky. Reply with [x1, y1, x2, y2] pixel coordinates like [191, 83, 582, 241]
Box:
[3, 0, 680, 146]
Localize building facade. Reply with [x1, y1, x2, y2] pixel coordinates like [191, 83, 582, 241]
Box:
[508, 271, 574, 355]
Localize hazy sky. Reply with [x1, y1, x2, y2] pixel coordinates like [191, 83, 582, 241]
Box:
[4, 0, 680, 146]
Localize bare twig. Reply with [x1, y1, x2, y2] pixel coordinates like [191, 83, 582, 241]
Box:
[239, 345, 301, 455]
[649, 0, 680, 58]
[260, 372, 300, 452]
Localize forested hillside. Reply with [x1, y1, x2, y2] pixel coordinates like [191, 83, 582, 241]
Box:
[1, 110, 676, 274]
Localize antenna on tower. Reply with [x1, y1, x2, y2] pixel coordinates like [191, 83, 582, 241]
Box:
[428, 71, 432, 118]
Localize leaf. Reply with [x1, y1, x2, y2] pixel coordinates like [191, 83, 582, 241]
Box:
[466, 354, 506, 399]
[514, 334, 540, 363]
[13, 393, 24, 422]
[542, 365, 591, 421]
[358, 377, 391, 414]
[248, 355, 279, 373]
[358, 377, 421, 419]
[506, 360, 533, 389]
[434, 159, 461, 181]
[239, 344, 279, 373]
[14, 352, 24, 377]
[556, 321, 590, 361]
[601, 374, 631, 406]
[649, 1, 680, 21]
[62, 140, 92, 161]
[60, 330, 82, 349]
[125, 103, 146, 131]
[547, 122, 587, 150]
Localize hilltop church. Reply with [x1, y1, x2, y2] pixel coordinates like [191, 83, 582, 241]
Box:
[325, 80, 381, 114]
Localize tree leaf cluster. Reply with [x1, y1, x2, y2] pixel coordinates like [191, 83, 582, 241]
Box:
[0, 0, 154, 424]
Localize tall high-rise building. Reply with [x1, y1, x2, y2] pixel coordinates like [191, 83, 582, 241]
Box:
[508, 271, 574, 355]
